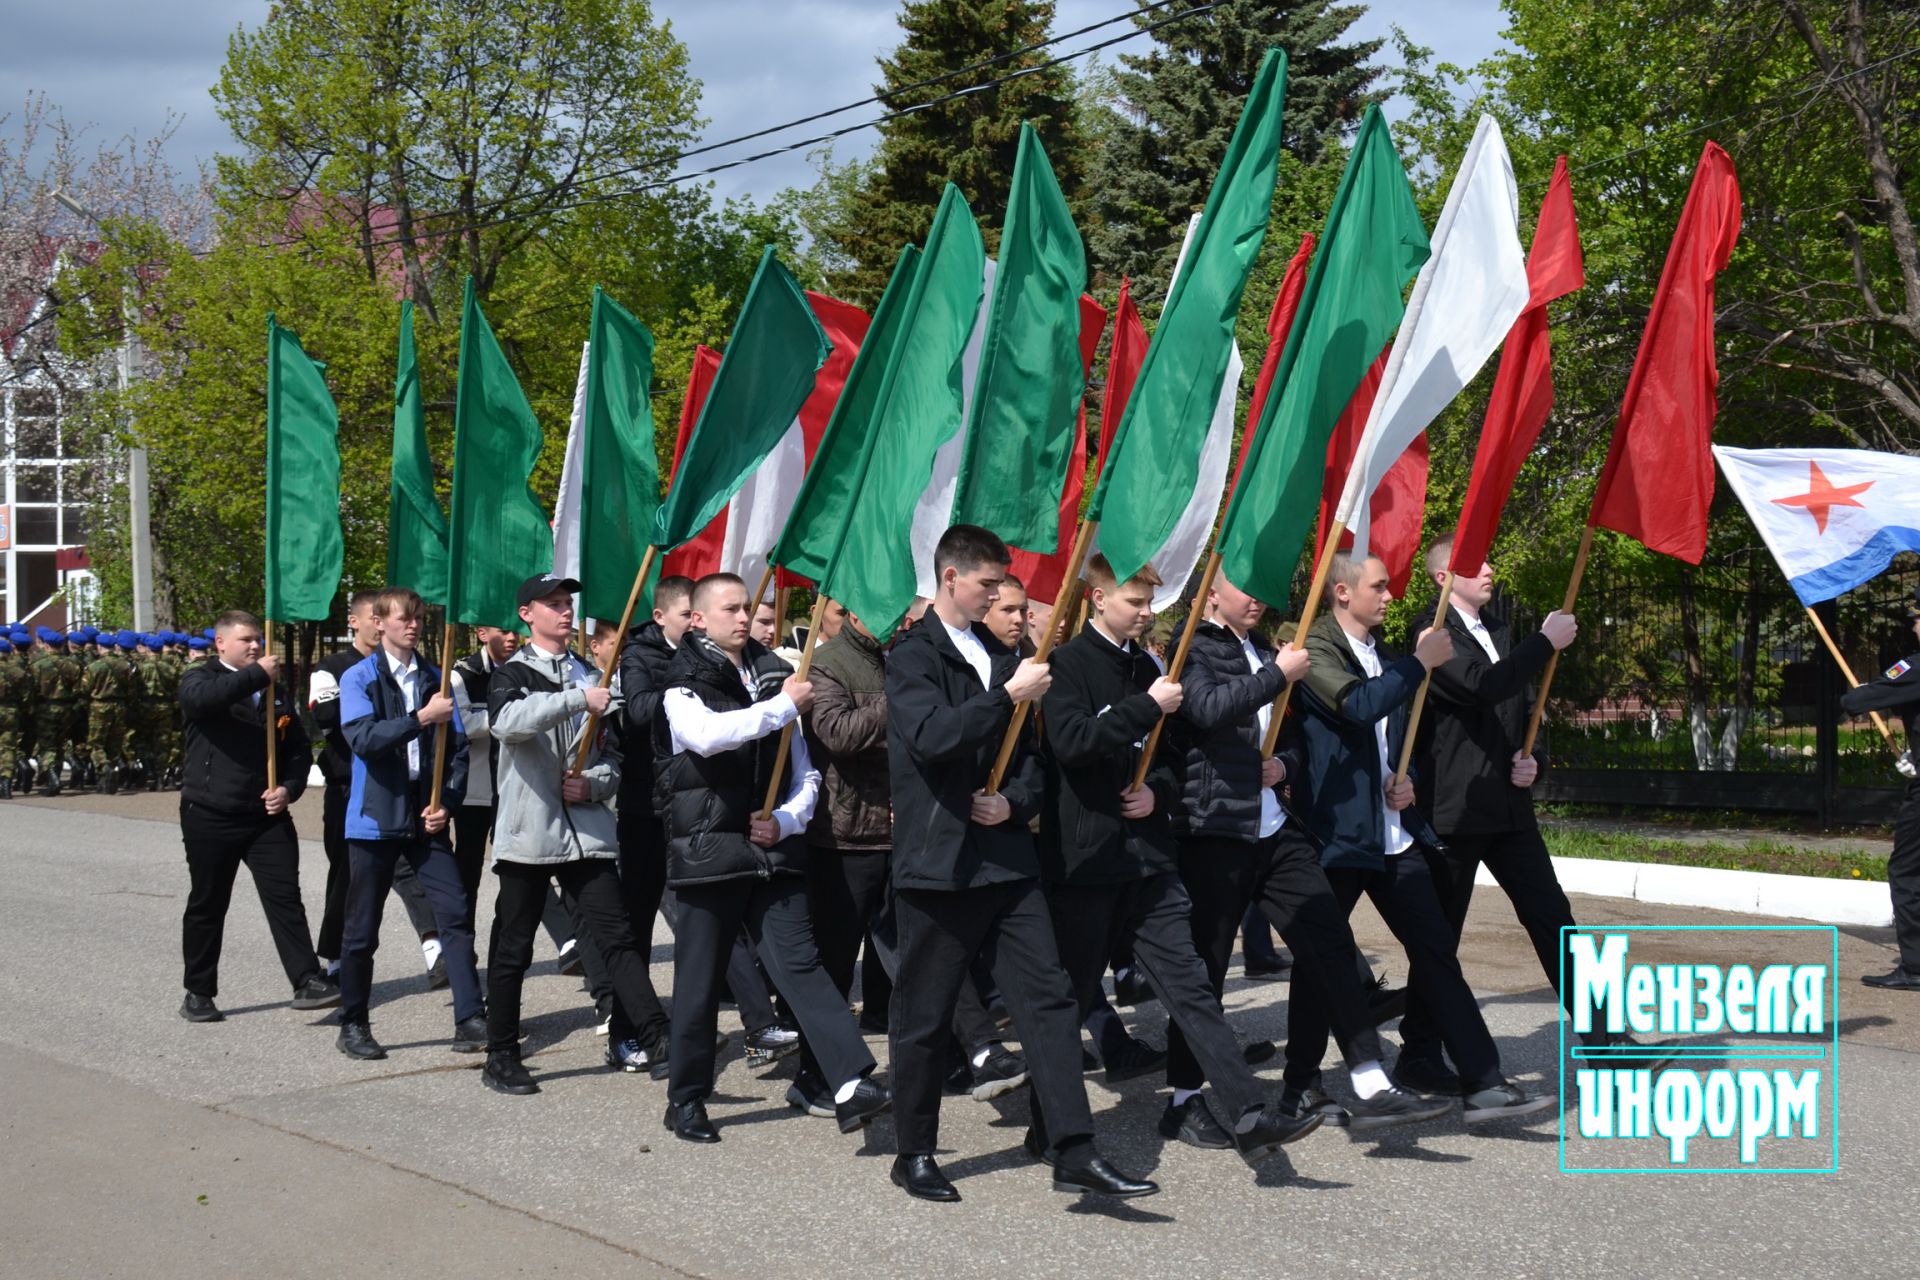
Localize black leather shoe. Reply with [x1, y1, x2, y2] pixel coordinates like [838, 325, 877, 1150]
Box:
[1112, 968, 1157, 1007]
[290, 974, 341, 1011]
[645, 1032, 672, 1082]
[835, 1075, 892, 1134]
[1278, 1084, 1350, 1128]
[1102, 1037, 1167, 1085]
[336, 1021, 387, 1060]
[482, 1051, 539, 1095]
[1232, 1103, 1322, 1165]
[1052, 1152, 1159, 1199]
[1021, 1127, 1056, 1167]
[1368, 978, 1407, 1025]
[1242, 1039, 1278, 1066]
[891, 1153, 960, 1202]
[1392, 1056, 1463, 1096]
[1863, 966, 1920, 991]
[451, 1013, 488, 1053]
[1243, 956, 1291, 981]
[179, 993, 223, 1023]
[663, 1100, 720, 1143]
[1157, 1094, 1232, 1149]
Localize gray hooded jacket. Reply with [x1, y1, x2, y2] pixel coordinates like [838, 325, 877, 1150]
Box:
[486, 643, 624, 865]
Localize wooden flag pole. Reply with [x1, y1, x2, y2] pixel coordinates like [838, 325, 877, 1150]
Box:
[427, 618, 458, 810]
[1391, 571, 1454, 784]
[1520, 523, 1595, 757]
[748, 561, 776, 615]
[1127, 549, 1223, 791]
[757, 593, 831, 818]
[263, 618, 279, 792]
[570, 543, 661, 777]
[984, 518, 1097, 795]
[1261, 519, 1348, 757]
[1804, 604, 1903, 754]
[774, 585, 793, 643]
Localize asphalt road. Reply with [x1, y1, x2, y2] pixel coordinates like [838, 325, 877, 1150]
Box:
[2, 792, 1915, 1278]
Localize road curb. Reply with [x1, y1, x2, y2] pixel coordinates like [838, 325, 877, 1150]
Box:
[1478, 855, 1893, 927]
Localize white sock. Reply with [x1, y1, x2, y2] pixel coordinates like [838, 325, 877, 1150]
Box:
[1172, 1088, 1201, 1107]
[1352, 1061, 1390, 1099]
[833, 1077, 863, 1104]
[971, 1046, 994, 1069]
[321, 958, 339, 977]
[421, 937, 442, 970]
[557, 939, 577, 958]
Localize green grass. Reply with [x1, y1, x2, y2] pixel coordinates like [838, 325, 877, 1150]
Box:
[1536, 801, 1893, 839]
[1540, 826, 1889, 882]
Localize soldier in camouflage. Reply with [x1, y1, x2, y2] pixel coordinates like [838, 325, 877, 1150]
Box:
[0, 636, 29, 799]
[30, 628, 83, 795]
[86, 629, 138, 793]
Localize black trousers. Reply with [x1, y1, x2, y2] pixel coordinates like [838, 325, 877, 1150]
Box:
[1169, 830, 1385, 1090]
[1399, 828, 1604, 1060]
[180, 800, 319, 998]
[1893, 780, 1920, 972]
[320, 782, 437, 962]
[866, 880, 1001, 1054]
[1285, 852, 1502, 1093]
[340, 835, 483, 1027]
[658, 890, 778, 1033]
[802, 846, 892, 1083]
[668, 876, 875, 1106]
[451, 803, 492, 924]
[486, 857, 667, 1053]
[890, 880, 1093, 1158]
[1046, 873, 1264, 1123]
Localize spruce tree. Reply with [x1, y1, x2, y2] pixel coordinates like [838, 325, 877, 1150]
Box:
[1088, 0, 1381, 301]
[827, 0, 1085, 305]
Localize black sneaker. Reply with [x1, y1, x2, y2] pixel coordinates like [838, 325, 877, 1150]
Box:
[290, 974, 341, 1011]
[1232, 1103, 1323, 1165]
[451, 1013, 488, 1053]
[835, 1075, 892, 1134]
[786, 1067, 835, 1117]
[744, 1024, 800, 1064]
[556, 943, 584, 977]
[1278, 1084, 1351, 1128]
[426, 953, 449, 991]
[1585, 1034, 1680, 1073]
[606, 1037, 650, 1073]
[1347, 1085, 1454, 1133]
[942, 1059, 976, 1096]
[1391, 1056, 1463, 1096]
[1367, 977, 1407, 1025]
[1112, 968, 1157, 1007]
[857, 1005, 890, 1035]
[179, 993, 224, 1023]
[1242, 957, 1291, 981]
[1102, 1037, 1168, 1085]
[1462, 1081, 1557, 1124]
[336, 1021, 387, 1061]
[969, 1046, 1030, 1101]
[483, 1051, 539, 1095]
[644, 1031, 672, 1082]
[1156, 1094, 1232, 1150]
[1242, 1039, 1278, 1066]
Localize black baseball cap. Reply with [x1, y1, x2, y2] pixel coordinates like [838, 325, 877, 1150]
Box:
[516, 573, 583, 607]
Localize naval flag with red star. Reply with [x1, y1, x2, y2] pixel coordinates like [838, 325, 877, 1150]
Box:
[1713, 445, 1920, 605]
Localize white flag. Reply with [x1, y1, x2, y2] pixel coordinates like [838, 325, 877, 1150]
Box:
[1714, 445, 1920, 606]
[911, 257, 998, 597]
[551, 341, 591, 606]
[1337, 114, 1530, 556]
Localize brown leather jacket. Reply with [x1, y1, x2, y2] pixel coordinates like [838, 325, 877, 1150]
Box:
[802, 627, 891, 851]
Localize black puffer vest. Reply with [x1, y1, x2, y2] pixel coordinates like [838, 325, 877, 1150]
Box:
[654, 630, 803, 887]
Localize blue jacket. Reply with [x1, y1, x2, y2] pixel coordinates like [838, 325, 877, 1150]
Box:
[340, 649, 468, 841]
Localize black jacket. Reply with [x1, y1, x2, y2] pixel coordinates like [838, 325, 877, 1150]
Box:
[1038, 625, 1178, 885]
[655, 631, 804, 887]
[179, 660, 313, 815]
[884, 616, 1044, 891]
[1296, 614, 1441, 871]
[1841, 649, 1920, 739]
[311, 646, 364, 787]
[618, 621, 676, 812]
[1413, 604, 1555, 836]
[1165, 620, 1302, 842]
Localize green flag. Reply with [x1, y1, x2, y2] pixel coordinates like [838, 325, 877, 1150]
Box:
[948, 123, 1087, 552]
[817, 184, 986, 640]
[1217, 105, 1430, 608]
[773, 244, 922, 584]
[652, 247, 830, 550]
[447, 278, 552, 628]
[264, 315, 344, 623]
[387, 300, 449, 603]
[579, 286, 660, 623]
[1087, 48, 1289, 584]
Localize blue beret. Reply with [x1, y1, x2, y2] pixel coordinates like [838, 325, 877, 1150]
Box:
[188, 637, 210, 651]
[115, 629, 136, 650]
[11, 630, 31, 645]
[202, 628, 216, 640]
[38, 626, 63, 643]
[0, 638, 12, 654]
[78, 626, 99, 641]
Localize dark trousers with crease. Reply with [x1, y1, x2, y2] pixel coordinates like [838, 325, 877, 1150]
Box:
[1285, 851, 1503, 1093]
[890, 880, 1092, 1158]
[866, 880, 1001, 1055]
[668, 875, 874, 1106]
[340, 834, 483, 1027]
[1045, 873, 1263, 1126]
[320, 782, 438, 962]
[1168, 829, 1384, 1091]
[181, 800, 320, 998]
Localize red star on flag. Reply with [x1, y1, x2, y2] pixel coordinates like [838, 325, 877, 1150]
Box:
[1771, 461, 1873, 534]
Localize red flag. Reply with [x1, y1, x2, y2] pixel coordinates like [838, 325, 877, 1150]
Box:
[662, 345, 726, 579]
[1096, 278, 1148, 476]
[1008, 294, 1109, 604]
[1449, 156, 1586, 576]
[1588, 141, 1741, 563]
[775, 292, 871, 587]
[1315, 346, 1432, 596]
[1230, 232, 1316, 498]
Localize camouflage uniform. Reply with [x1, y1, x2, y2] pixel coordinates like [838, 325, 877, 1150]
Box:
[30, 639, 83, 791]
[0, 642, 28, 797]
[86, 640, 136, 784]
[136, 643, 183, 785]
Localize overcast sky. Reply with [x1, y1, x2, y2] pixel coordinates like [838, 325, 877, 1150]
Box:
[5, 0, 1509, 205]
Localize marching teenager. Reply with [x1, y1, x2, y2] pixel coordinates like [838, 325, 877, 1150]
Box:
[336, 587, 486, 1060]
[885, 524, 1156, 1204]
[1839, 586, 1920, 991]
[1290, 554, 1552, 1123]
[656, 572, 887, 1144]
[176, 610, 338, 1022]
[1163, 572, 1449, 1137]
[1401, 536, 1674, 1083]
[478, 575, 672, 1095]
[1035, 555, 1316, 1166]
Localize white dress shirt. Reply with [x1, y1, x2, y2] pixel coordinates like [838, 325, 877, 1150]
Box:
[663, 663, 820, 841]
[1239, 631, 1286, 838]
[1452, 601, 1502, 663]
[943, 617, 993, 688]
[1342, 629, 1412, 856]
[387, 650, 422, 780]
